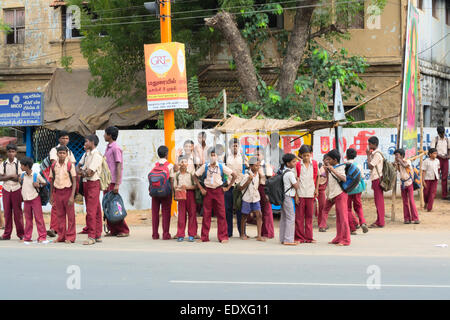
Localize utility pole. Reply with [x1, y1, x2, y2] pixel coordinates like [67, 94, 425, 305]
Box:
[145, 0, 175, 163]
[160, 0, 175, 163]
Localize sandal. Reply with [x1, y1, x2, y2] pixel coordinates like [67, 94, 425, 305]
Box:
[117, 233, 129, 237]
[95, 238, 102, 243]
[83, 238, 96, 245]
[369, 223, 383, 228]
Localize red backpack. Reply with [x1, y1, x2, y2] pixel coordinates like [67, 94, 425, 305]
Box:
[296, 160, 318, 186]
[50, 161, 74, 185]
[148, 162, 172, 198]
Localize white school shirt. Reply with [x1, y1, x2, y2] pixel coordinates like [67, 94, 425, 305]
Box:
[297, 160, 315, 198]
[240, 171, 260, 203]
[283, 168, 297, 198]
[422, 158, 440, 180]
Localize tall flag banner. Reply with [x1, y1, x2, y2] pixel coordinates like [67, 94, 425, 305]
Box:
[144, 42, 188, 111]
[334, 80, 346, 161]
[399, 1, 419, 158]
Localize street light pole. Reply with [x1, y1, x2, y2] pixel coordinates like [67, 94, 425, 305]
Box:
[160, 0, 175, 164]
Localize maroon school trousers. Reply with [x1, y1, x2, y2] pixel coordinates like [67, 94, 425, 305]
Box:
[438, 157, 448, 198]
[104, 183, 130, 236]
[151, 195, 172, 240]
[201, 187, 228, 242]
[176, 190, 197, 238]
[84, 180, 103, 239]
[1, 189, 24, 240]
[401, 184, 419, 222]
[23, 196, 46, 242]
[50, 205, 58, 233]
[424, 179, 438, 211]
[323, 192, 351, 245]
[259, 184, 274, 238]
[55, 187, 76, 242]
[347, 193, 366, 231]
[295, 197, 315, 242]
[371, 178, 385, 227]
[317, 183, 328, 229]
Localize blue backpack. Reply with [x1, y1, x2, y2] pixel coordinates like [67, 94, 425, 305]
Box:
[200, 163, 227, 187]
[102, 191, 127, 224]
[148, 161, 172, 198]
[332, 163, 361, 194]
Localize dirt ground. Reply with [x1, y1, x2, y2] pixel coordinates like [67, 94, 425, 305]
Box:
[36, 196, 450, 232]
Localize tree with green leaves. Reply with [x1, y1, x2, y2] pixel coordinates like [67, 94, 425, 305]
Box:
[207, 0, 386, 120]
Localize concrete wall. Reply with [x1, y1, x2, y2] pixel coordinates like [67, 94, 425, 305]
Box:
[41, 127, 446, 213]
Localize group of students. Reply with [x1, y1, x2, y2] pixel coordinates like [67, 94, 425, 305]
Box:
[0, 126, 448, 247]
[0, 127, 127, 245]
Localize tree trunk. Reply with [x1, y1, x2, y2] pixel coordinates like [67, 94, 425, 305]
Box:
[277, 0, 319, 99]
[205, 11, 260, 103]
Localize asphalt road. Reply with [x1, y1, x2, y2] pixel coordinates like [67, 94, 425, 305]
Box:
[1, 227, 450, 300]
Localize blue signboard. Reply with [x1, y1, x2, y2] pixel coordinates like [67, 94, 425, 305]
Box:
[0, 92, 43, 127]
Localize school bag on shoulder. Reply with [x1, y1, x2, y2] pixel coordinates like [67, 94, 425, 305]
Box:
[20, 172, 50, 206]
[102, 191, 127, 224]
[99, 156, 112, 191]
[233, 170, 251, 211]
[3, 160, 18, 176]
[148, 161, 172, 198]
[296, 160, 318, 182]
[331, 163, 361, 194]
[403, 166, 421, 191]
[374, 151, 396, 192]
[264, 169, 293, 206]
[200, 163, 227, 188]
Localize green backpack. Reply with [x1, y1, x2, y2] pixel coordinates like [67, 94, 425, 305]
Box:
[374, 151, 396, 192]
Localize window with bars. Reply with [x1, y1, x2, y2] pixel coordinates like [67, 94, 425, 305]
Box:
[336, 3, 365, 29]
[62, 6, 82, 39]
[4, 8, 25, 44]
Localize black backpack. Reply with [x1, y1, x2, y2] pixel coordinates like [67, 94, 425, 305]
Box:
[264, 170, 293, 206]
[20, 172, 50, 206]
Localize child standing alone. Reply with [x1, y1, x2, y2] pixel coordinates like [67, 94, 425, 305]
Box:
[422, 148, 440, 212]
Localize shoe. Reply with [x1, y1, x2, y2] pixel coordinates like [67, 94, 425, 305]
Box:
[0, 237, 10, 241]
[413, 220, 420, 224]
[177, 237, 184, 242]
[319, 228, 327, 232]
[95, 238, 102, 243]
[355, 225, 361, 229]
[404, 220, 411, 224]
[116, 233, 129, 238]
[361, 224, 369, 233]
[47, 229, 57, 238]
[39, 240, 50, 244]
[351, 231, 357, 235]
[188, 236, 195, 242]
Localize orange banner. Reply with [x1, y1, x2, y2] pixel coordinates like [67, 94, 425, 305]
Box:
[144, 42, 188, 111]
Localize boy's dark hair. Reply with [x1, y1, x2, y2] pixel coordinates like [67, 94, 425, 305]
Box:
[394, 148, 405, 157]
[368, 136, 379, 146]
[428, 148, 438, 154]
[86, 134, 99, 146]
[6, 144, 17, 151]
[105, 126, 119, 141]
[437, 126, 445, 134]
[326, 149, 341, 162]
[178, 155, 188, 162]
[56, 145, 68, 153]
[208, 147, 216, 156]
[229, 138, 239, 146]
[282, 153, 296, 165]
[298, 144, 311, 155]
[157, 145, 169, 158]
[184, 139, 194, 146]
[346, 148, 357, 160]
[21, 157, 34, 169]
[58, 130, 69, 139]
